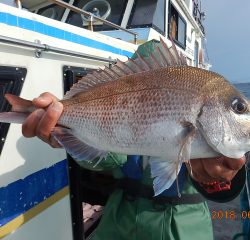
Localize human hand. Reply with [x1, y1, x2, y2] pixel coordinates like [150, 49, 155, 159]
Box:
[185, 155, 246, 183]
[22, 92, 63, 148]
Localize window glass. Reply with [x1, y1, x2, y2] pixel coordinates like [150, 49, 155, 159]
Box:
[168, 3, 186, 48]
[169, 6, 177, 39]
[37, 1, 69, 21]
[130, 0, 157, 26]
[67, 0, 127, 30]
[152, 0, 165, 33]
[178, 17, 185, 45]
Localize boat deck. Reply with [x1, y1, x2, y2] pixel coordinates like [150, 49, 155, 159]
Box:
[207, 196, 243, 239]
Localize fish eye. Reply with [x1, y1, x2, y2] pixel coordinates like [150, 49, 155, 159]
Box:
[231, 98, 248, 114]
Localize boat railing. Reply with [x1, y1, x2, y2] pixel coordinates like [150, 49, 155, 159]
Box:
[192, 0, 205, 35]
[48, 0, 138, 44]
[0, 35, 117, 63]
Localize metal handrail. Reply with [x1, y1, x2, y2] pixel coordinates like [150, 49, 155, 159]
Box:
[0, 35, 117, 63]
[48, 0, 138, 44]
[192, 0, 205, 35]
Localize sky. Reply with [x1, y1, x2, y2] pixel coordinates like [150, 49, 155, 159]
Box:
[0, 0, 249, 83]
[0, 0, 14, 6]
[202, 0, 250, 83]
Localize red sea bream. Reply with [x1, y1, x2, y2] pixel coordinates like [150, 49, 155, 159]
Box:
[1, 38, 250, 195]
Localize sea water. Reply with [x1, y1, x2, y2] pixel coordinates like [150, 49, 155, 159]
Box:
[234, 82, 250, 100]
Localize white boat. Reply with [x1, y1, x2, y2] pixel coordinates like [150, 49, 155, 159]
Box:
[0, 0, 209, 239]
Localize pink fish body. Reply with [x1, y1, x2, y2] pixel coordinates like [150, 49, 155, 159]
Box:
[1, 38, 250, 195]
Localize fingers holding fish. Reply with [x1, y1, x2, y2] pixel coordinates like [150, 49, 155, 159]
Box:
[187, 156, 245, 183]
[217, 155, 246, 171]
[22, 92, 63, 148]
[36, 101, 63, 148]
[32, 92, 60, 108]
[201, 157, 244, 182]
[22, 109, 45, 137]
[186, 158, 219, 183]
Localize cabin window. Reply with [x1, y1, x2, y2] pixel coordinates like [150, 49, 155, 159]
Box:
[66, 0, 127, 31]
[37, 0, 70, 21]
[63, 66, 110, 239]
[152, 0, 166, 34]
[168, 3, 186, 49]
[127, 0, 166, 35]
[130, 0, 157, 26]
[0, 66, 26, 155]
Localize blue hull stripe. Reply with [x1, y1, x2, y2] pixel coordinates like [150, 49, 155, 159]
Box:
[0, 159, 68, 227]
[0, 12, 133, 57]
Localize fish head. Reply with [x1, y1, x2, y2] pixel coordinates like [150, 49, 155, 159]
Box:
[197, 76, 250, 159]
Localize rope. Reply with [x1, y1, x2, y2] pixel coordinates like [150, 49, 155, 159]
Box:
[232, 232, 247, 240]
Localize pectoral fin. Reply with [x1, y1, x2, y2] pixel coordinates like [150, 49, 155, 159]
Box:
[179, 125, 197, 163]
[150, 157, 180, 196]
[150, 124, 197, 196]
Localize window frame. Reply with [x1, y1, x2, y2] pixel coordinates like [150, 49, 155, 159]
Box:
[0, 66, 26, 155]
[168, 2, 187, 50]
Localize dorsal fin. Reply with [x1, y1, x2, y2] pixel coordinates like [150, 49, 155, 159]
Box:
[144, 46, 161, 69]
[63, 38, 187, 100]
[98, 68, 112, 81]
[125, 56, 143, 73]
[92, 71, 106, 83]
[110, 64, 127, 77]
[158, 37, 177, 65]
[103, 66, 120, 79]
[134, 51, 151, 71]
[152, 41, 168, 67]
[169, 36, 182, 65]
[116, 59, 135, 74]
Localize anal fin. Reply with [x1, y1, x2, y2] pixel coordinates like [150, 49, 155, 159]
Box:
[51, 127, 107, 163]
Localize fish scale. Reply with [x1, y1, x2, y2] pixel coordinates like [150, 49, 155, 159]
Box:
[58, 73, 205, 159]
[1, 37, 250, 196]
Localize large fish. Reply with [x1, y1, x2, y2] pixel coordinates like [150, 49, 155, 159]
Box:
[0, 38, 249, 196]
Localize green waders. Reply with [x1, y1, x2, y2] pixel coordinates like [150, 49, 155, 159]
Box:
[78, 153, 215, 240]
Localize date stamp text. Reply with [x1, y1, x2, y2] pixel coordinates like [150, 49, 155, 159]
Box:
[212, 211, 250, 219]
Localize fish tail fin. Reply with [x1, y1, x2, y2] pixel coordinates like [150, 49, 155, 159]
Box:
[0, 112, 30, 124]
[5, 94, 34, 113]
[0, 94, 36, 124]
